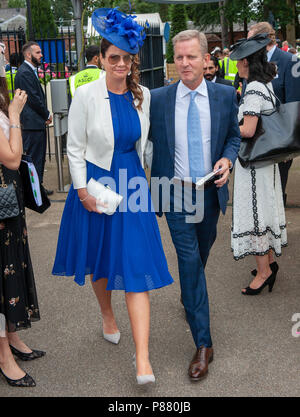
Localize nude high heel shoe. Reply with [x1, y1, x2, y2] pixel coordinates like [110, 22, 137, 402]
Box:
[133, 354, 155, 385]
[103, 330, 120, 344]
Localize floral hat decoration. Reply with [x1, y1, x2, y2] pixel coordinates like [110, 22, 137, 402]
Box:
[92, 7, 147, 55]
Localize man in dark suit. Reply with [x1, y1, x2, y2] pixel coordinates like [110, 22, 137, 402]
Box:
[204, 55, 233, 87]
[248, 22, 300, 206]
[150, 30, 240, 381]
[14, 41, 53, 194]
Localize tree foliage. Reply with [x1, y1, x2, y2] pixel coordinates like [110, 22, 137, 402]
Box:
[29, 0, 57, 38]
[50, 0, 73, 24]
[8, 0, 26, 7]
[166, 5, 187, 64]
[50, 0, 161, 24]
[186, 0, 298, 35]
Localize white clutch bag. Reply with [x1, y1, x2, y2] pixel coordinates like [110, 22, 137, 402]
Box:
[87, 178, 123, 215]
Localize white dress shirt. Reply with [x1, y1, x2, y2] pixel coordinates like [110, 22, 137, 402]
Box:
[174, 79, 212, 179]
[267, 45, 277, 62]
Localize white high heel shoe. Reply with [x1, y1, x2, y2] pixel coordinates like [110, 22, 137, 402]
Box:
[103, 330, 120, 345]
[136, 374, 156, 385]
[133, 354, 155, 385]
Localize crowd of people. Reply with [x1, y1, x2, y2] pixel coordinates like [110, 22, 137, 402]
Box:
[0, 7, 299, 389]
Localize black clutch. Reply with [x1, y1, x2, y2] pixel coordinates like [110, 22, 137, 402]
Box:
[238, 87, 300, 169]
[19, 154, 51, 213]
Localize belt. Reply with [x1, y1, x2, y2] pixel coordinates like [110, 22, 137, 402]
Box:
[177, 178, 216, 190]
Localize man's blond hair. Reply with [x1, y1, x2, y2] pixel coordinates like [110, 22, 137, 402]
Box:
[248, 22, 276, 46]
[172, 30, 208, 57]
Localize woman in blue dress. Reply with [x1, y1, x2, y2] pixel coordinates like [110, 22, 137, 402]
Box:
[52, 8, 173, 385]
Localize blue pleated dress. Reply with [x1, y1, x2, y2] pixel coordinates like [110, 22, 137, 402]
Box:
[52, 91, 173, 292]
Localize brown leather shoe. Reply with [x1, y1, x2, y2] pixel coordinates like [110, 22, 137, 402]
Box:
[188, 346, 213, 381]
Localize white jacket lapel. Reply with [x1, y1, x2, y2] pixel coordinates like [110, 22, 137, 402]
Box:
[97, 75, 115, 149]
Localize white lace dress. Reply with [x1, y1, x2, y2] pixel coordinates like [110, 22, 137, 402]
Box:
[231, 81, 287, 260]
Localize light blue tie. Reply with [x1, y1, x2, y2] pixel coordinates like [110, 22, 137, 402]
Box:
[187, 91, 205, 183]
[34, 68, 38, 79]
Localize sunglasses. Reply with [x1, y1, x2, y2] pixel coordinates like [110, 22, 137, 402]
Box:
[107, 54, 134, 65]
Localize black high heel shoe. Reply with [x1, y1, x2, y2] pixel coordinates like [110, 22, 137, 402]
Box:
[242, 272, 276, 296]
[251, 261, 279, 277]
[10, 345, 46, 361]
[0, 368, 36, 387]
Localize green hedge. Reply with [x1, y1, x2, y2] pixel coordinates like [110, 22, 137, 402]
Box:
[166, 5, 187, 64]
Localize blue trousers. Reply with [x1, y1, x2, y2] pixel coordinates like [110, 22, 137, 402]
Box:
[165, 186, 220, 348]
[22, 129, 47, 183]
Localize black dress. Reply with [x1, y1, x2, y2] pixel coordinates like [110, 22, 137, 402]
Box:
[0, 114, 40, 333]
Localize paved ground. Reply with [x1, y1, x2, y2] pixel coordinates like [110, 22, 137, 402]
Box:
[1, 145, 299, 397]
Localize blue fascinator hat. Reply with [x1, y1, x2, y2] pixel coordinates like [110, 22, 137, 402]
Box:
[92, 8, 146, 55]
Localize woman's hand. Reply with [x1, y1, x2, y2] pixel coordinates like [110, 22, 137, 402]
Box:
[77, 189, 107, 213]
[78, 194, 95, 212]
[82, 196, 108, 213]
[8, 89, 27, 121]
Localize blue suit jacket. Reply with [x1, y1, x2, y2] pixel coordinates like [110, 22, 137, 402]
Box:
[271, 48, 300, 103]
[149, 80, 241, 215]
[14, 62, 49, 130]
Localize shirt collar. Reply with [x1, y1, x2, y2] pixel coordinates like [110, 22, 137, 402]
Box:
[24, 60, 37, 72]
[211, 76, 217, 83]
[178, 78, 208, 99]
[267, 45, 276, 62]
[86, 64, 98, 68]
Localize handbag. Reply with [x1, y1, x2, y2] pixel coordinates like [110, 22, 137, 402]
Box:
[0, 164, 20, 221]
[19, 154, 51, 213]
[87, 178, 123, 215]
[238, 85, 300, 169]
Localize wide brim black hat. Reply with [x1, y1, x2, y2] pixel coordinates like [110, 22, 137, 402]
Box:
[230, 33, 271, 60]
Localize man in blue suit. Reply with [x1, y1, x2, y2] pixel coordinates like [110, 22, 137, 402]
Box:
[248, 22, 300, 206]
[150, 30, 240, 381]
[14, 42, 53, 195]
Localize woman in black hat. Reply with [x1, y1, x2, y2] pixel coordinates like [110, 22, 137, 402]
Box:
[230, 34, 287, 295]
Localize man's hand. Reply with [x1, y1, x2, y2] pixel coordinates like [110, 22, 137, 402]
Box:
[213, 157, 232, 188]
[46, 114, 53, 125]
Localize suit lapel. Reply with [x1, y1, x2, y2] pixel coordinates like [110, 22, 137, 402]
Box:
[270, 47, 279, 64]
[206, 80, 220, 163]
[25, 64, 44, 96]
[165, 82, 179, 159]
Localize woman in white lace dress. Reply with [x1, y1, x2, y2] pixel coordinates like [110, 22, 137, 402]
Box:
[230, 34, 287, 295]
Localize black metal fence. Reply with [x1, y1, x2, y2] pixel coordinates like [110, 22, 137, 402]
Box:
[1, 24, 164, 157]
[139, 24, 164, 90]
[0, 27, 26, 69]
[1, 24, 164, 90]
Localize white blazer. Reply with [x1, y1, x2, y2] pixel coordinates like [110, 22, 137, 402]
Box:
[67, 73, 152, 189]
